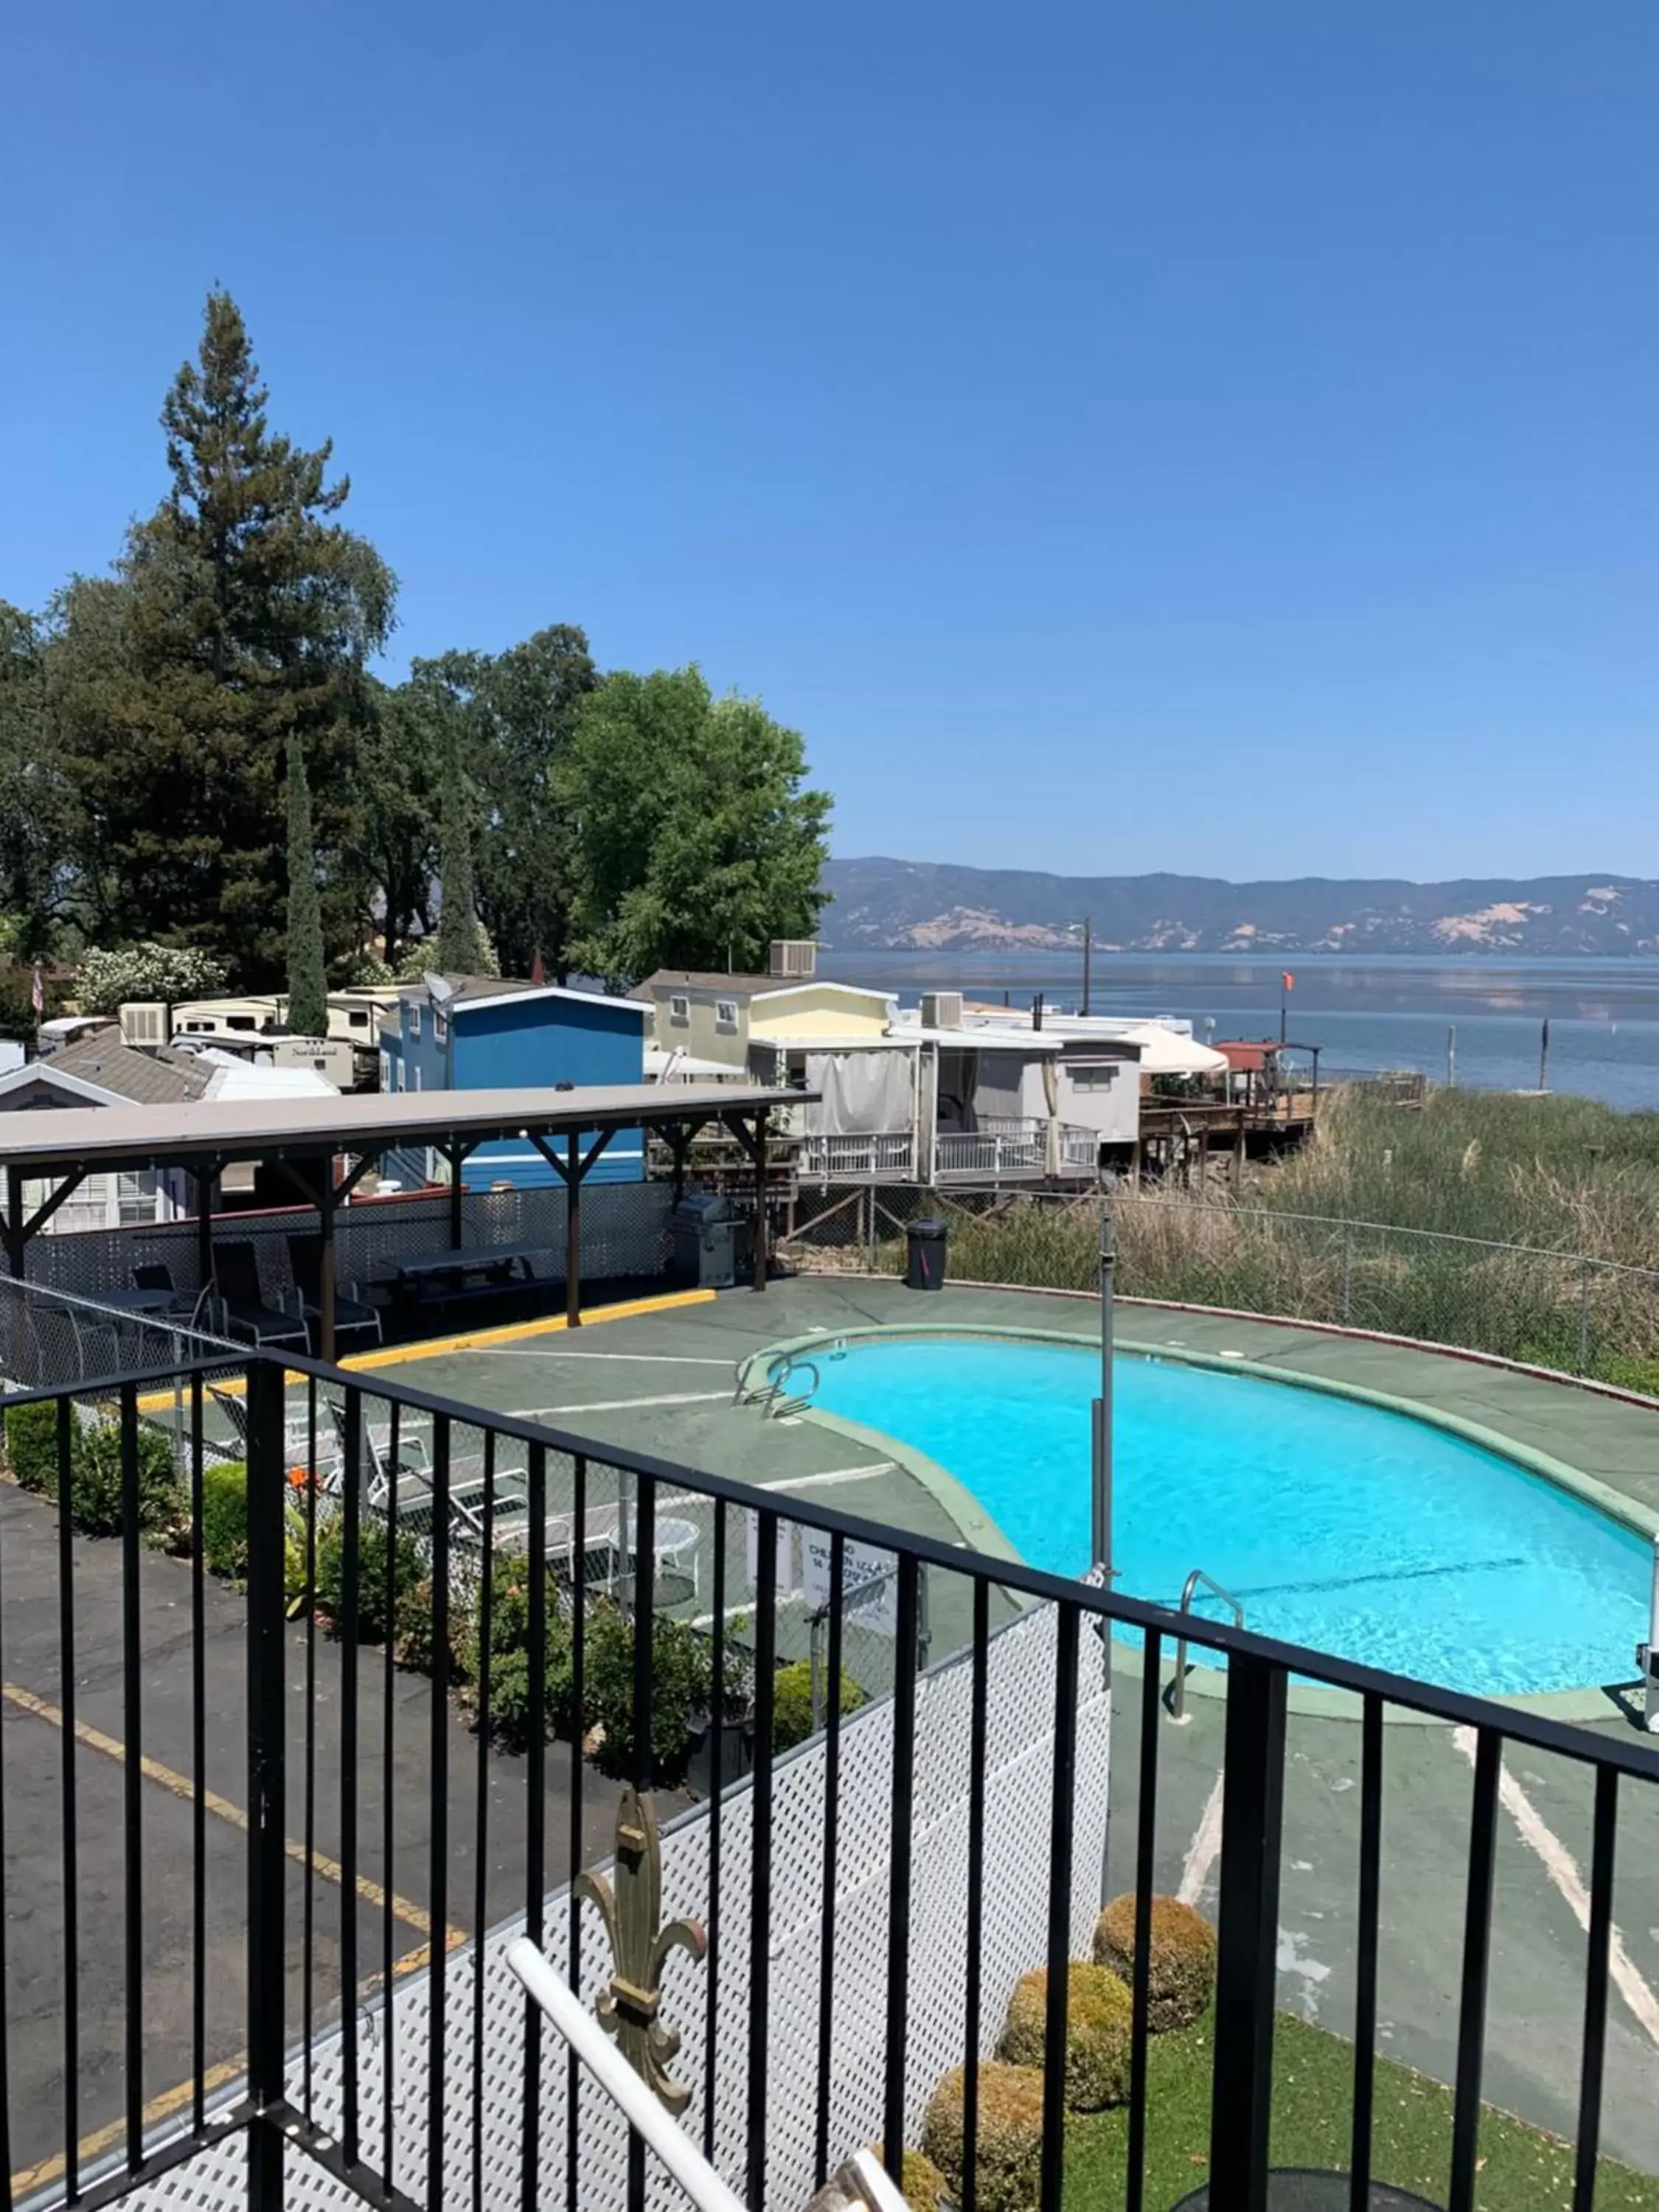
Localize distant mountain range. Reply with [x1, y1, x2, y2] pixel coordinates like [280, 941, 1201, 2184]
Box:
[820, 859, 1659, 957]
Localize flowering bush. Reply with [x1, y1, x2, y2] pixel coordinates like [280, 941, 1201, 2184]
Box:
[74, 942, 232, 1014]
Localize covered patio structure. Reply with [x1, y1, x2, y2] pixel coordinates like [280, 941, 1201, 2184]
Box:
[0, 1082, 808, 1359]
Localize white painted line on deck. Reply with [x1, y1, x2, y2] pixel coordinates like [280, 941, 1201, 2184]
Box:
[782, 1460, 899, 1489]
[1178, 1770, 1226, 1907]
[1450, 1726, 1659, 2048]
[512, 1389, 733, 1416]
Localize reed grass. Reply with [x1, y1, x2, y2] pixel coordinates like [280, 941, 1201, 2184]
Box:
[866, 1089, 1659, 1388]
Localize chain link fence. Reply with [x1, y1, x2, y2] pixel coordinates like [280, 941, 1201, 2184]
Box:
[15, 1180, 675, 1310]
[781, 1180, 1659, 1387]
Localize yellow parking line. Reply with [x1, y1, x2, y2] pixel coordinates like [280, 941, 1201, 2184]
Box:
[1, 1681, 460, 1942]
[3, 1680, 470, 2196]
[138, 1286, 716, 1412]
[5, 1929, 459, 2198]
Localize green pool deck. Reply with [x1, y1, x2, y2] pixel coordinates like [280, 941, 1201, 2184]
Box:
[369, 1270, 1659, 1558]
[338, 1275, 1659, 2175]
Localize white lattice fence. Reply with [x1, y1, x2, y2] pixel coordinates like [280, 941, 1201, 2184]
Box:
[114, 1598, 1109, 2212]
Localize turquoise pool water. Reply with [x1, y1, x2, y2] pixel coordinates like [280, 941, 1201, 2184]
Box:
[810, 1336, 1651, 1695]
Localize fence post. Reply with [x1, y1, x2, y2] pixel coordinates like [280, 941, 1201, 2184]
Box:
[809, 1610, 825, 1733]
[1340, 1222, 1354, 1325]
[244, 1357, 288, 2208]
[1208, 1654, 1287, 2212]
[866, 1185, 877, 1273]
[1578, 1259, 1593, 1376]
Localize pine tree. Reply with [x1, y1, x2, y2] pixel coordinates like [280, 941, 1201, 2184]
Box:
[285, 734, 328, 1036]
[434, 728, 492, 975]
[58, 292, 394, 984]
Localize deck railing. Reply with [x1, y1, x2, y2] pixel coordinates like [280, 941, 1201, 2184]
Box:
[1, 1335, 1655, 2212]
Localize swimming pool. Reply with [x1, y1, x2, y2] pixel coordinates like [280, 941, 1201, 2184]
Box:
[808, 1335, 1651, 1697]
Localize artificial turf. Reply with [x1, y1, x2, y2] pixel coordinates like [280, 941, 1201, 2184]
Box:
[1060, 2011, 1658, 2210]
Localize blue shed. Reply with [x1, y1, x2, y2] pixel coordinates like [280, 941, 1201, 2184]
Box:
[377, 974, 649, 1190]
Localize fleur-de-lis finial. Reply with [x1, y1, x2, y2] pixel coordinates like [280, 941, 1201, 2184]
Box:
[574, 1784, 707, 2114]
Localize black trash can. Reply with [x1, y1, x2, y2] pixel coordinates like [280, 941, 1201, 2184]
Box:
[905, 1217, 947, 1291]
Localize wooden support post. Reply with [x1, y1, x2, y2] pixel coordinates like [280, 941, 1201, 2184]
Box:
[1233, 1115, 1246, 1194]
[447, 1143, 466, 1251]
[751, 1116, 768, 1292]
[566, 1130, 582, 1329]
[318, 1175, 337, 1365]
[4, 1169, 24, 1380]
[196, 1163, 218, 1304]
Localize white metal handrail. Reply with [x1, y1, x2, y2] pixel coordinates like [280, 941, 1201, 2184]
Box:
[506, 1936, 749, 2212]
[797, 1130, 917, 1180]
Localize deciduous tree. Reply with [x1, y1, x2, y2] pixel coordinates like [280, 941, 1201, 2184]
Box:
[563, 666, 830, 987]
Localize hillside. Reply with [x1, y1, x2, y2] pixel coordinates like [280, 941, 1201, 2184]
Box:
[819, 859, 1659, 956]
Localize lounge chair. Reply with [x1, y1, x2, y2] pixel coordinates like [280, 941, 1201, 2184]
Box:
[282, 1234, 383, 1354]
[208, 1239, 308, 1355]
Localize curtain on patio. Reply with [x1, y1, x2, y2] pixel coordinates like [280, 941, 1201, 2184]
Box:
[802, 1051, 914, 1135]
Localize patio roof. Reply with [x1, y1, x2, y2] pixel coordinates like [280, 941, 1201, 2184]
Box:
[0, 1081, 799, 1180]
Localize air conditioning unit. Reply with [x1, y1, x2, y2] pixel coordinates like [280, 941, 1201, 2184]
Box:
[921, 991, 964, 1031]
[119, 1001, 170, 1049]
[768, 939, 818, 978]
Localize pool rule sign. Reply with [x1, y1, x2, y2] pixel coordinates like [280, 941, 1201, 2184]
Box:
[799, 1529, 902, 1637]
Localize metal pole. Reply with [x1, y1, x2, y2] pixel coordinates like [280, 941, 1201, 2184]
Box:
[1092, 1199, 1115, 1576]
[245, 1357, 288, 2208]
[1082, 917, 1092, 1017]
[1578, 1259, 1593, 1375]
[1645, 1537, 1659, 1734]
[810, 1611, 824, 1735]
[1447, 1026, 1456, 1088]
[1539, 1018, 1551, 1093]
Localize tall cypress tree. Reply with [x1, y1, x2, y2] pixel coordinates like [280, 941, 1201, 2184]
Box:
[285, 734, 328, 1036]
[60, 292, 394, 984]
[434, 729, 492, 975]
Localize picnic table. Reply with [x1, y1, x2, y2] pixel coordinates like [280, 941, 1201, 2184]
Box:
[389, 1242, 547, 1291]
[381, 1242, 555, 1323]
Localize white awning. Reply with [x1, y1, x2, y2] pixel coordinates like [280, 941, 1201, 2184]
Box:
[1115, 1024, 1228, 1075]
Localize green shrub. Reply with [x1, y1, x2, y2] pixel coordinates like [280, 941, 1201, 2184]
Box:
[922, 2061, 1045, 2212]
[201, 1461, 250, 1579]
[72, 1422, 184, 1537]
[4, 1399, 69, 1495]
[5, 1402, 182, 1537]
[772, 1658, 864, 1753]
[1093, 1894, 1217, 2034]
[454, 1554, 574, 1750]
[866, 2146, 949, 2210]
[315, 1510, 426, 1645]
[998, 1961, 1133, 2110]
[583, 1598, 712, 1786]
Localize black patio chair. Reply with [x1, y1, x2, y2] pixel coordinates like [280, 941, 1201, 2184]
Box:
[282, 1234, 384, 1354]
[208, 1239, 308, 1355]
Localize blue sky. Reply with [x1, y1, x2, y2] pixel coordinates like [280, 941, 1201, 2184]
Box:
[3, 1, 1656, 881]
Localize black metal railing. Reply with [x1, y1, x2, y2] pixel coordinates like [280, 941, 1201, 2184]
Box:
[1, 1343, 1657, 2212]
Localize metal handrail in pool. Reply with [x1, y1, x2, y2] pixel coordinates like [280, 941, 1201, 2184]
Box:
[1170, 1566, 1245, 1721]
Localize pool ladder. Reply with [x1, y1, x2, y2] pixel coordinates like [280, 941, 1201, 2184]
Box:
[732, 1351, 822, 1421]
[1167, 1568, 1245, 1723]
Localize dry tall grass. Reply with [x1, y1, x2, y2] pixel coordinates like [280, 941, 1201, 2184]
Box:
[852, 1088, 1659, 1385]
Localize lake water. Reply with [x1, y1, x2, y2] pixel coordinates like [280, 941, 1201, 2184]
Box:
[815, 950, 1659, 1112]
